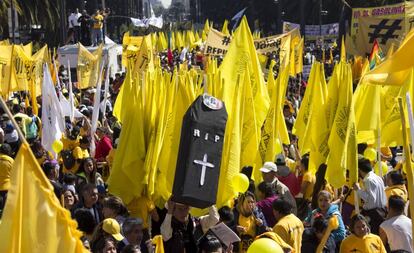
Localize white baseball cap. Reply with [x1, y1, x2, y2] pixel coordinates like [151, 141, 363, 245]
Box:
[260, 162, 278, 173]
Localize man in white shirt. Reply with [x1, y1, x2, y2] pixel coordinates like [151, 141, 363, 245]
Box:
[380, 195, 412, 253]
[353, 157, 387, 234]
[68, 8, 82, 43]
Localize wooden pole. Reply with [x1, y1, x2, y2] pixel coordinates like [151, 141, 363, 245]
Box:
[398, 96, 414, 251]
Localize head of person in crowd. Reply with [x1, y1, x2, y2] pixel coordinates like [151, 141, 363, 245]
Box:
[358, 157, 373, 179]
[218, 206, 234, 226]
[74, 208, 97, 237]
[388, 195, 406, 217]
[350, 214, 370, 238]
[31, 140, 45, 158]
[122, 218, 144, 246]
[121, 244, 141, 253]
[96, 127, 107, 141]
[80, 136, 90, 150]
[92, 236, 118, 253]
[68, 126, 81, 140]
[260, 161, 278, 183]
[80, 183, 99, 208]
[64, 173, 77, 187]
[197, 234, 223, 253]
[91, 218, 124, 251]
[274, 154, 291, 178]
[42, 160, 59, 181]
[272, 198, 293, 222]
[256, 181, 275, 201]
[386, 170, 405, 187]
[102, 195, 129, 219]
[317, 190, 333, 214]
[12, 104, 22, 114]
[80, 157, 98, 184]
[312, 216, 329, 241]
[170, 200, 191, 223]
[63, 188, 77, 210]
[237, 191, 256, 217]
[299, 155, 310, 173]
[0, 143, 12, 157]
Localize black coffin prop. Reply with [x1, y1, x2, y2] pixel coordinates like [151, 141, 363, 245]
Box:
[172, 94, 228, 209]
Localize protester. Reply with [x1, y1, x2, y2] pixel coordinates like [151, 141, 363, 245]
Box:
[0, 143, 13, 212]
[63, 187, 78, 211]
[73, 183, 103, 225]
[301, 216, 337, 253]
[68, 8, 82, 44]
[78, 10, 91, 45]
[340, 214, 386, 253]
[385, 170, 408, 203]
[76, 157, 105, 187]
[102, 196, 129, 225]
[272, 198, 304, 253]
[305, 190, 346, 244]
[256, 181, 278, 227]
[91, 10, 104, 46]
[161, 198, 219, 253]
[379, 195, 412, 252]
[259, 161, 297, 214]
[117, 218, 145, 252]
[42, 159, 64, 199]
[232, 191, 267, 252]
[353, 158, 387, 234]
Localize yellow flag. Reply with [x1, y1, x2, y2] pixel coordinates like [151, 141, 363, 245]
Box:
[293, 62, 327, 154]
[0, 45, 14, 95]
[0, 143, 87, 253]
[222, 20, 230, 35]
[219, 17, 270, 155]
[23, 42, 32, 57]
[152, 235, 165, 253]
[10, 45, 32, 93]
[216, 72, 243, 208]
[134, 35, 154, 73]
[202, 19, 210, 41]
[108, 71, 147, 204]
[77, 43, 102, 89]
[354, 62, 380, 132]
[326, 62, 358, 188]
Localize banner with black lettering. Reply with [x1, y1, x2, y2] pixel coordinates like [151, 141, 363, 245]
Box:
[204, 28, 231, 56]
[348, 2, 414, 55]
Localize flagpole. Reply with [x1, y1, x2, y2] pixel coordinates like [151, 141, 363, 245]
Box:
[377, 87, 382, 178]
[0, 96, 27, 145]
[398, 96, 414, 251]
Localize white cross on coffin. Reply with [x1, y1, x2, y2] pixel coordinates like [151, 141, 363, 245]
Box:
[193, 153, 215, 186]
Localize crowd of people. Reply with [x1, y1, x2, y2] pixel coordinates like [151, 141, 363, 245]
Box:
[0, 25, 412, 253]
[67, 8, 111, 46]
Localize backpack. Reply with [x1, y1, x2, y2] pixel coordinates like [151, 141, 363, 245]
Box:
[26, 117, 38, 139]
[61, 149, 76, 170]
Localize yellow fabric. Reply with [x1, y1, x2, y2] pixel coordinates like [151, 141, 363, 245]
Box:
[92, 14, 103, 29]
[272, 214, 304, 253]
[107, 71, 146, 204]
[127, 196, 155, 229]
[256, 232, 294, 252]
[61, 135, 80, 151]
[293, 62, 326, 155]
[62, 146, 88, 174]
[0, 142, 87, 253]
[385, 184, 408, 202]
[222, 20, 230, 35]
[326, 62, 358, 188]
[0, 45, 13, 95]
[77, 43, 102, 89]
[106, 148, 115, 169]
[339, 234, 386, 253]
[0, 154, 14, 191]
[239, 215, 256, 238]
[303, 171, 315, 201]
[152, 235, 164, 253]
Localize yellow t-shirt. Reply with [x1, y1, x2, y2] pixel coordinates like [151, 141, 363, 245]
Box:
[273, 213, 304, 253]
[127, 196, 155, 229]
[303, 171, 315, 201]
[340, 233, 386, 253]
[238, 215, 256, 253]
[63, 146, 89, 174]
[93, 14, 104, 29]
[0, 154, 14, 191]
[61, 135, 80, 150]
[385, 185, 408, 202]
[106, 148, 116, 169]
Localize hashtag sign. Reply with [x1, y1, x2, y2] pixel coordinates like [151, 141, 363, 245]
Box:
[368, 19, 402, 44]
[221, 36, 231, 46]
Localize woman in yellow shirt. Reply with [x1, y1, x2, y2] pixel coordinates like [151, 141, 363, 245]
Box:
[233, 192, 268, 253]
[340, 214, 386, 253]
[385, 170, 408, 203]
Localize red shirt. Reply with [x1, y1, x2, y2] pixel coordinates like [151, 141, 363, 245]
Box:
[95, 135, 112, 161]
[277, 173, 300, 197]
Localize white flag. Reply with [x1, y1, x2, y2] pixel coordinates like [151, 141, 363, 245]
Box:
[90, 64, 105, 157]
[131, 17, 148, 27]
[101, 67, 110, 116]
[41, 65, 65, 157]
